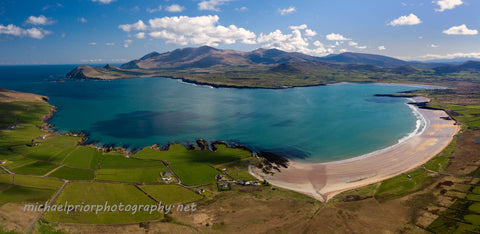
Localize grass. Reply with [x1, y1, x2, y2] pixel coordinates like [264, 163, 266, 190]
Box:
[63, 147, 101, 170]
[95, 168, 165, 183]
[468, 202, 480, 213]
[374, 168, 433, 201]
[0, 185, 55, 206]
[132, 144, 251, 164]
[49, 166, 95, 180]
[464, 214, 480, 226]
[100, 152, 165, 169]
[467, 194, 480, 202]
[212, 157, 257, 181]
[14, 174, 64, 189]
[44, 182, 162, 224]
[329, 183, 378, 203]
[12, 161, 58, 175]
[472, 186, 480, 194]
[0, 174, 14, 184]
[139, 184, 202, 204]
[169, 163, 220, 186]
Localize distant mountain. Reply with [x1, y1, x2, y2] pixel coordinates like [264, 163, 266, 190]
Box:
[118, 46, 324, 70]
[433, 61, 480, 73]
[318, 52, 411, 67]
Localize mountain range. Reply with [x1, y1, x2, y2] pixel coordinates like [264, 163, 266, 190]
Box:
[67, 46, 480, 88]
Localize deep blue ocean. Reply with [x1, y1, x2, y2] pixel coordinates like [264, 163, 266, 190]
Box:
[0, 65, 427, 162]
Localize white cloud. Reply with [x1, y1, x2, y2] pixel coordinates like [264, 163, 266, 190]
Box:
[24, 15, 55, 25]
[387, 13, 422, 26]
[135, 32, 145, 39]
[313, 41, 323, 47]
[305, 29, 317, 37]
[289, 24, 307, 30]
[198, 0, 232, 11]
[326, 33, 350, 41]
[61, 32, 66, 38]
[92, 0, 115, 4]
[339, 49, 347, 53]
[89, 42, 97, 46]
[442, 24, 478, 35]
[106, 42, 115, 46]
[279, 7, 296, 15]
[347, 41, 366, 49]
[378, 46, 386, 50]
[141, 15, 256, 46]
[236, 6, 248, 11]
[258, 26, 331, 56]
[123, 39, 133, 48]
[418, 52, 480, 61]
[79, 17, 87, 23]
[435, 0, 463, 12]
[430, 44, 438, 48]
[119, 20, 147, 32]
[0, 24, 51, 39]
[165, 4, 185, 12]
[147, 5, 162, 13]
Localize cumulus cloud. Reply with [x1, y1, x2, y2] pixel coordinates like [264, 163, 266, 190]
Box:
[79, 17, 87, 23]
[305, 29, 317, 37]
[430, 44, 438, 48]
[92, 0, 116, 4]
[378, 46, 386, 50]
[257, 25, 331, 56]
[106, 42, 115, 46]
[24, 15, 55, 25]
[147, 5, 162, 13]
[387, 13, 422, 26]
[0, 24, 51, 39]
[198, 0, 232, 11]
[165, 4, 185, 12]
[435, 0, 463, 12]
[119, 20, 147, 32]
[135, 32, 146, 39]
[442, 24, 478, 35]
[326, 33, 350, 41]
[119, 15, 256, 46]
[89, 42, 97, 45]
[279, 7, 296, 15]
[123, 39, 133, 48]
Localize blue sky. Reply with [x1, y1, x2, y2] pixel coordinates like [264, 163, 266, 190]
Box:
[0, 0, 479, 64]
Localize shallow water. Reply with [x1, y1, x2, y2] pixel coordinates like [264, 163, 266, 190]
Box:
[0, 65, 428, 162]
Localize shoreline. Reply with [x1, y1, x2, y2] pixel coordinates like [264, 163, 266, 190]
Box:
[249, 96, 460, 202]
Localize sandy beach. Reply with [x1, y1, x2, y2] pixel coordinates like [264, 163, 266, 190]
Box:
[250, 97, 460, 202]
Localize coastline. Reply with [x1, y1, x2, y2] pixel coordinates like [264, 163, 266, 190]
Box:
[249, 96, 460, 202]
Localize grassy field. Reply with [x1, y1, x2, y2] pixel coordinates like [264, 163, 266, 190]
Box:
[49, 166, 95, 180]
[374, 168, 433, 201]
[12, 161, 58, 175]
[133, 144, 251, 164]
[100, 152, 166, 168]
[0, 174, 14, 184]
[44, 182, 162, 224]
[63, 147, 101, 169]
[169, 162, 220, 186]
[95, 168, 164, 183]
[139, 184, 202, 204]
[14, 174, 64, 189]
[0, 185, 55, 206]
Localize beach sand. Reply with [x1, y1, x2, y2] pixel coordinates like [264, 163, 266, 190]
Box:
[249, 97, 460, 202]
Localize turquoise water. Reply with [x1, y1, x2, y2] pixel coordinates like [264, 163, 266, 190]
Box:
[0, 65, 425, 162]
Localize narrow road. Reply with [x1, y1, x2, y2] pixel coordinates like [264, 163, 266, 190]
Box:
[24, 180, 69, 234]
